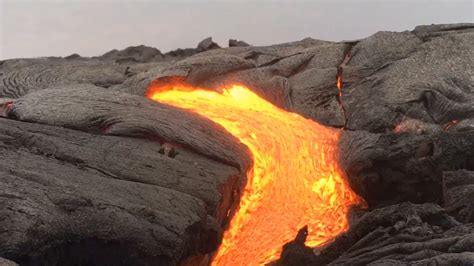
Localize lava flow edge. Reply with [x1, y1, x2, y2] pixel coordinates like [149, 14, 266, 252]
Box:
[146, 80, 365, 265]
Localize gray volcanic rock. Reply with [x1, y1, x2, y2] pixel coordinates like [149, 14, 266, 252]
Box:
[0, 85, 251, 265]
[413, 23, 474, 40]
[339, 130, 474, 207]
[142, 38, 347, 113]
[0, 23, 473, 265]
[139, 24, 474, 132]
[0, 117, 246, 265]
[8, 84, 251, 170]
[0, 58, 128, 98]
[443, 170, 474, 223]
[342, 25, 474, 132]
[64, 53, 81, 60]
[197, 37, 220, 51]
[0, 257, 18, 266]
[229, 39, 250, 47]
[99, 45, 164, 63]
[278, 203, 474, 265]
[111, 62, 172, 95]
[0, 39, 233, 100]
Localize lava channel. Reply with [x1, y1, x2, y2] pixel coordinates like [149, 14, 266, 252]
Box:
[146, 81, 364, 265]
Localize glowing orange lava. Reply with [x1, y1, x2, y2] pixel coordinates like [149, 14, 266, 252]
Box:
[336, 73, 343, 96]
[146, 81, 363, 265]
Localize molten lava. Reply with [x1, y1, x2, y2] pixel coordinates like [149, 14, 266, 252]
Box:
[146, 81, 363, 265]
[336, 73, 343, 96]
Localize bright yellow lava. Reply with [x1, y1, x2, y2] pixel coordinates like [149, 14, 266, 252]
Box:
[147, 81, 363, 265]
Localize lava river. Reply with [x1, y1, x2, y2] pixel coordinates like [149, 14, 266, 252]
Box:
[146, 81, 363, 265]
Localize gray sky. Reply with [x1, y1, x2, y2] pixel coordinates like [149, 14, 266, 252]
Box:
[1, 0, 473, 59]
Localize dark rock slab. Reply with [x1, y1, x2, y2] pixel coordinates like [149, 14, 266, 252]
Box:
[8, 84, 251, 170]
[0, 139, 205, 265]
[99, 45, 164, 63]
[64, 53, 81, 60]
[0, 117, 242, 217]
[111, 62, 172, 95]
[413, 23, 474, 40]
[156, 54, 256, 86]
[0, 117, 245, 265]
[289, 67, 345, 127]
[197, 37, 220, 51]
[339, 130, 474, 207]
[153, 24, 472, 133]
[164, 48, 201, 59]
[0, 83, 252, 265]
[342, 24, 474, 132]
[148, 39, 346, 115]
[0, 58, 128, 98]
[229, 39, 250, 47]
[443, 170, 474, 223]
[278, 203, 474, 265]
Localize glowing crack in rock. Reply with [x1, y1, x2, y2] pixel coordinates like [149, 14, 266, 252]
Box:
[146, 81, 364, 265]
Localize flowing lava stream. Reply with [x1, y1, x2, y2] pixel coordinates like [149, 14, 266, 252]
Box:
[146, 81, 363, 265]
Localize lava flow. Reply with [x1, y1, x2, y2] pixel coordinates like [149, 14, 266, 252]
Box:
[336, 69, 343, 96]
[146, 81, 363, 265]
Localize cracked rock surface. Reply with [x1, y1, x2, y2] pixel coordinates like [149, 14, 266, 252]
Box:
[278, 203, 474, 265]
[0, 24, 473, 265]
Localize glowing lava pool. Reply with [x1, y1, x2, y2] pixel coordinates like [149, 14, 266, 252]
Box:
[147, 81, 363, 265]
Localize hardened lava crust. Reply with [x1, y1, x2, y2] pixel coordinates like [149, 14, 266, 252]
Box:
[0, 24, 473, 265]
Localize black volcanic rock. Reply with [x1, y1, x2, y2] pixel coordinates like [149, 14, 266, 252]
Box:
[278, 202, 474, 265]
[339, 130, 474, 207]
[443, 170, 474, 223]
[0, 58, 128, 98]
[64, 53, 81, 60]
[0, 23, 473, 265]
[137, 24, 474, 132]
[99, 45, 164, 63]
[164, 47, 199, 58]
[0, 94, 249, 264]
[0, 85, 251, 265]
[197, 37, 220, 51]
[229, 39, 250, 47]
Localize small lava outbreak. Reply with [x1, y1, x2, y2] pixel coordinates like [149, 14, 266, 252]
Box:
[336, 72, 343, 96]
[147, 81, 364, 265]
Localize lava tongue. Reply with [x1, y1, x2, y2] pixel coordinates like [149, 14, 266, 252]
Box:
[147, 82, 363, 265]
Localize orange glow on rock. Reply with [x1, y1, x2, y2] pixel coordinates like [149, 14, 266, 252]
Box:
[444, 119, 459, 130]
[146, 80, 363, 265]
[336, 74, 343, 96]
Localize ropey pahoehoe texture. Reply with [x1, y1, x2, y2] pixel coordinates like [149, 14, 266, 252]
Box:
[0, 24, 473, 265]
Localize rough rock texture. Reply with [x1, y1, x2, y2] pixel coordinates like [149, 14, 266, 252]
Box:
[99, 45, 165, 63]
[0, 85, 251, 264]
[278, 203, 474, 265]
[343, 23, 474, 132]
[339, 130, 474, 207]
[8, 85, 251, 169]
[0, 257, 18, 266]
[0, 58, 128, 98]
[443, 170, 474, 223]
[110, 62, 172, 95]
[0, 23, 473, 265]
[229, 39, 250, 47]
[197, 37, 221, 52]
